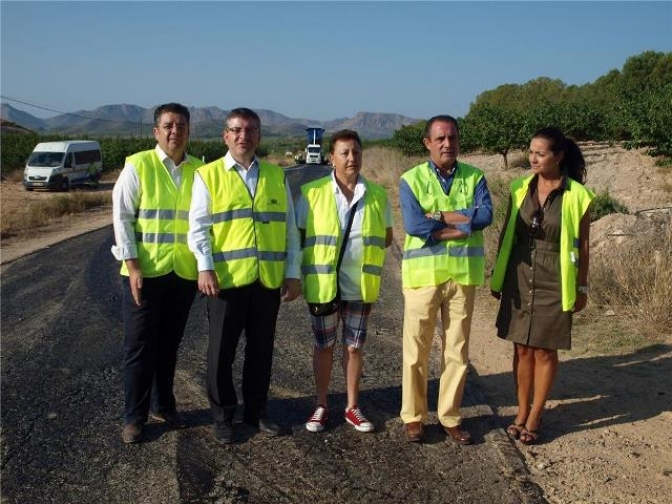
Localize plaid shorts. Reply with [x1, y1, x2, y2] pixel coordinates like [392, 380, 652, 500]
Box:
[310, 300, 373, 350]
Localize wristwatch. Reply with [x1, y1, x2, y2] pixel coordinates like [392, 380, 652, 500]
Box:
[431, 211, 443, 222]
[577, 285, 589, 294]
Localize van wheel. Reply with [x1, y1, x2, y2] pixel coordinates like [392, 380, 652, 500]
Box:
[60, 179, 70, 192]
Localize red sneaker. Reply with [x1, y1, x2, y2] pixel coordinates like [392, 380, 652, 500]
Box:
[344, 406, 374, 433]
[305, 405, 328, 433]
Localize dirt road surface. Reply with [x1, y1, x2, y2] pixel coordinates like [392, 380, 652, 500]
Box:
[2, 147, 671, 503]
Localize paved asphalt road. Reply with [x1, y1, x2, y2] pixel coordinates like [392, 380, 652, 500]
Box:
[1, 164, 546, 503]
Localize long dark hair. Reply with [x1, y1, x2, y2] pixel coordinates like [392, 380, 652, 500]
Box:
[532, 127, 586, 185]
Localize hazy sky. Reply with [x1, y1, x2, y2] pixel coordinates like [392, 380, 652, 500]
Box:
[1, 1, 671, 121]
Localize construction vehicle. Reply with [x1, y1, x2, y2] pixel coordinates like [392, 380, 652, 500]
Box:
[304, 127, 325, 164]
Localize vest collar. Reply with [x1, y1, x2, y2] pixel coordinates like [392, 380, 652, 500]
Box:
[224, 151, 259, 172]
[428, 159, 458, 177]
[155, 144, 188, 169]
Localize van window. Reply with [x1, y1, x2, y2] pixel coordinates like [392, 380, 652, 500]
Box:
[27, 152, 65, 168]
[74, 149, 102, 165]
[65, 153, 74, 168]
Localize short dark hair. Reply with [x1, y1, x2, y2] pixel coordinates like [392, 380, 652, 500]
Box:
[423, 115, 460, 139]
[225, 107, 261, 130]
[154, 103, 190, 126]
[532, 127, 587, 185]
[329, 129, 362, 154]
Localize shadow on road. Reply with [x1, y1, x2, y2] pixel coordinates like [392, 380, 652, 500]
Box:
[470, 343, 672, 444]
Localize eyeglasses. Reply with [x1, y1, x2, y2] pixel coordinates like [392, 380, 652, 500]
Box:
[225, 126, 259, 135]
[529, 208, 543, 238]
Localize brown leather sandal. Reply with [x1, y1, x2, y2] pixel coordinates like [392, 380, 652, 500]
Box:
[519, 427, 541, 445]
[506, 423, 525, 439]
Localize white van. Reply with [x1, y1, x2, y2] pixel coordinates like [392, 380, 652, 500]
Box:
[23, 140, 103, 191]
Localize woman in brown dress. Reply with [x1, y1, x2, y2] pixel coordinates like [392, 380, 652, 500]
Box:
[490, 127, 594, 444]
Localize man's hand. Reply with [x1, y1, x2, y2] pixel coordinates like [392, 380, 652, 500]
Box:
[198, 270, 220, 297]
[431, 227, 468, 241]
[281, 278, 301, 302]
[125, 259, 143, 306]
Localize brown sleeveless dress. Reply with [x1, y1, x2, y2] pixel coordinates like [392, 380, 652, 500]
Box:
[496, 183, 572, 350]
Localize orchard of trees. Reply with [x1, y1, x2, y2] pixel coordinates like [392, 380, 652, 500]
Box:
[394, 51, 672, 168]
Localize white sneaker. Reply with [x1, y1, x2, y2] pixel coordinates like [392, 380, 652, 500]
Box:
[305, 405, 328, 432]
[344, 405, 374, 433]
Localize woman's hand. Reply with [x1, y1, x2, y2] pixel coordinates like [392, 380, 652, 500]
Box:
[573, 292, 588, 313]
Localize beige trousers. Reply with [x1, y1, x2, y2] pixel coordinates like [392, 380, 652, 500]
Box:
[400, 280, 476, 428]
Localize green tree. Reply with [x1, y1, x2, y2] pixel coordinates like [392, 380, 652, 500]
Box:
[463, 103, 527, 169]
[615, 52, 672, 157]
[393, 122, 426, 156]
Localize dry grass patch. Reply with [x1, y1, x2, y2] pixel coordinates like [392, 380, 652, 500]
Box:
[1, 191, 111, 239]
[588, 221, 672, 335]
[571, 312, 655, 356]
[362, 146, 425, 242]
[3, 170, 24, 183]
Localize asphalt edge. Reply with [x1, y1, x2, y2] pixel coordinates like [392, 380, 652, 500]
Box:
[467, 371, 549, 504]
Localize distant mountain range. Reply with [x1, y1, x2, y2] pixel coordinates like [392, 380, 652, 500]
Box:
[0, 103, 421, 140]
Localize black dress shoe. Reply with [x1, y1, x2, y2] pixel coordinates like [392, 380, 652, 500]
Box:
[213, 420, 234, 444]
[245, 416, 283, 437]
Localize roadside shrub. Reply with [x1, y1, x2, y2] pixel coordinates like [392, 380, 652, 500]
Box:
[591, 191, 629, 221]
[393, 123, 426, 156]
[654, 156, 672, 167]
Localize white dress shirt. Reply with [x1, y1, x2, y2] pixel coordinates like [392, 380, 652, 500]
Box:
[295, 173, 393, 300]
[111, 145, 188, 261]
[187, 151, 302, 279]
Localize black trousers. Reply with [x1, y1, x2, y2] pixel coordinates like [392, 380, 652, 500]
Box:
[122, 272, 196, 425]
[206, 281, 281, 423]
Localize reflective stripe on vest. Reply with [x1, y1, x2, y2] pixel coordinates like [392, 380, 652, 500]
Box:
[197, 159, 287, 289]
[490, 175, 594, 311]
[401, 162, 486, 288]
[120, 150, 203, 280]
[300, 176, 388, 303]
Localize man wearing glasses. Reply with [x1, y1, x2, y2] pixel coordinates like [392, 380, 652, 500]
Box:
[112, 102, 205, 443]
[399, 115, 493, 444]
[188, 107, 302, 444]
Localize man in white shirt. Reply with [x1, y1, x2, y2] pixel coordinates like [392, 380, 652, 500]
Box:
[112, 103, 204, 444]
[188, 107, 301, 444]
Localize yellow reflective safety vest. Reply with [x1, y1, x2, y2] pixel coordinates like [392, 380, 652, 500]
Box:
[300, 176, 388, 303]
[490, 175, 594, 311]
[121, 149, 203, 280]
[197, 159, 288, 289]
[401, 162, 486, 288]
